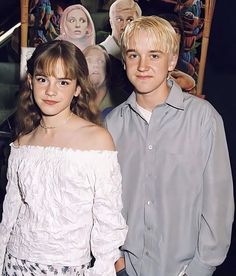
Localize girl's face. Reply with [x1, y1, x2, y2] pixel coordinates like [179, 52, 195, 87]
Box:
[85, 48, 106, 89]
[66, 8, 89, 38]
[32, 58, 81, 118]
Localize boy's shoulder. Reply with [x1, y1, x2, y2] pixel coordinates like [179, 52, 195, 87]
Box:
[183, 92, 223, 127]
[184, 92, 220, 114]
[105, 100, 128, 122]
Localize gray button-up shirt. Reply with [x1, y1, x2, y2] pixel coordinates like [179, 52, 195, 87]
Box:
[105, 81, 234, 276]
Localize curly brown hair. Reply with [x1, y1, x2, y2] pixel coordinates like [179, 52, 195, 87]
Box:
[15, 40, 100, 139]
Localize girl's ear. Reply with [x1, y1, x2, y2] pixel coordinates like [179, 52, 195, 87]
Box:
[27, 74, 33, 90]
[74, 86, 81, 97]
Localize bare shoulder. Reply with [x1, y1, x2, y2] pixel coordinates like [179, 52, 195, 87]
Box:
[14, 131, 35, 146]
[75, 122, 115, 151]
[85, 124, 115, 151]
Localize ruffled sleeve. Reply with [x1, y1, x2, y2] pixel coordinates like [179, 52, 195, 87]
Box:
[0, 147, 22, 273]
[86, 152, 128, 276]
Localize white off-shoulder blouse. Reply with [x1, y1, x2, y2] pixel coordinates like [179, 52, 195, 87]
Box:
[0, 144, 128, 276]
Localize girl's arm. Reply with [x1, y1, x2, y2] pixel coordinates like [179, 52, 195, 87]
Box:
[87, 151, 128, 276]
[0, 148, 22, 273]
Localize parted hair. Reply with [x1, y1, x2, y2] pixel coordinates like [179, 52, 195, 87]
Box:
[15, 40, 100, 139]
[121, 15, 180, 60]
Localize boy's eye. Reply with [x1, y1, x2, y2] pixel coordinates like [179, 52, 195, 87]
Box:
[116, 17, 123, 22]
[127, 18, 134, 23]
[127, 53, 138, 59]
[151, 54, 159, 59]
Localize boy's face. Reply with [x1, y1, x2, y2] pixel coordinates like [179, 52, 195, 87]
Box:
[124, 29, 177, 96]
[110, 9, 137, 45]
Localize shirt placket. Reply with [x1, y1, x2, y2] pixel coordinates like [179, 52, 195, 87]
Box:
[141, 108, 164, 275]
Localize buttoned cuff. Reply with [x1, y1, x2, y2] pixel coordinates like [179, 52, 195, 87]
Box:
[118, 248, 124, 258]
[185, 256, 216, 276]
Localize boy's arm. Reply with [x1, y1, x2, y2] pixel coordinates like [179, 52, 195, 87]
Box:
[185, 111, 234, 276]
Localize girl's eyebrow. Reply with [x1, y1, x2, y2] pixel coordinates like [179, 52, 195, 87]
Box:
[34, 74, 72, 81]
[57, 77, 72, 81]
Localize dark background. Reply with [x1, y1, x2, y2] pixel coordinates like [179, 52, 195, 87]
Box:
[203, 1, 236, 274]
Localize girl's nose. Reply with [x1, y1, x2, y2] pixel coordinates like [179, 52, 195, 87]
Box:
[45, 83, 57, 96]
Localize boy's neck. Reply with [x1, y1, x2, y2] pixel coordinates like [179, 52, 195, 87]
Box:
[136, 86, 170, 112]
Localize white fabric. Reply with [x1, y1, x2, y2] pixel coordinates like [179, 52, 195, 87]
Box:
[20, 47, 35, 79]
[136, 103, 152, 123]
[0, 144, 128, 276]
[100, 35, 121, 60]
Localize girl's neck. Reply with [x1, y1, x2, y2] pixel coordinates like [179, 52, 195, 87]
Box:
[40, 111, 73, 131]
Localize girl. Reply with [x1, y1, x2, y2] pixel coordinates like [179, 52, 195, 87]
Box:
[0, 40, 127, 276]
[56, 4, 95, 50]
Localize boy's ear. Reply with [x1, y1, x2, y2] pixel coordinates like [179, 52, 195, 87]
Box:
[168, 54, 178, 72]
[74, 86, 81, 97]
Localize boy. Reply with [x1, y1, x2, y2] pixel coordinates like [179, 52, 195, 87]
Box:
[106, 16, 234, 276]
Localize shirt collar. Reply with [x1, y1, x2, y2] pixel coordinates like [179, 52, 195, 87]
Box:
[165, 79, 185, 110]
[124, 79, 185, 111]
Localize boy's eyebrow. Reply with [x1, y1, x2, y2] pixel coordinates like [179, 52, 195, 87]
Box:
[126, 49, 136, 53]
[126, 49, 164, 54]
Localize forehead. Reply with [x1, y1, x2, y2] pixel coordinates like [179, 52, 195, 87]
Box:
[67, 8, 87, 19]
[127, 29, 160, 50]
[113, 8, 137, 18]
[85, 48, 105, 59]
[35, 58, 69, 78]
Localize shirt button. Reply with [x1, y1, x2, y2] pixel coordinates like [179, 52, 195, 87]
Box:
[148, 145, 153, 150]
[145, 251, 149, 256]
[147, 200, 151, 205]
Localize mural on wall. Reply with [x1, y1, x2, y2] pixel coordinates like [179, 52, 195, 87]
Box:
[21, 0, 214, 95]
[28, 0, 64, 47]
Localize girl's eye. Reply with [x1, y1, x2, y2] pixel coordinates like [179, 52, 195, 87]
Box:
[59, 80, 70, 86]
[80, 18, 86, 23]
[69, 18, 75, 23]
[35, 77, 47, 83]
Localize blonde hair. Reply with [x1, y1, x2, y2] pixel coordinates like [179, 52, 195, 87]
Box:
[109, 0, 142, 19]
[121, 16, 180, 59]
